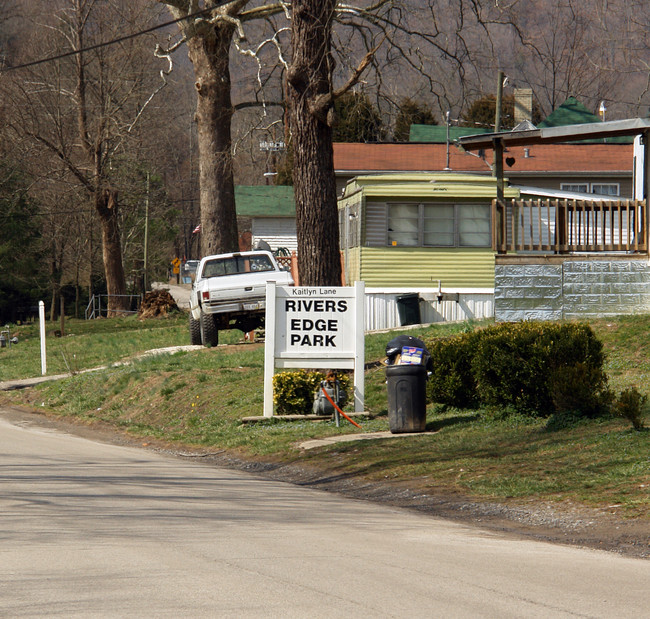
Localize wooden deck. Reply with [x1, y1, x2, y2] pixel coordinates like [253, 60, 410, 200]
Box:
[493, 199, 648, 254]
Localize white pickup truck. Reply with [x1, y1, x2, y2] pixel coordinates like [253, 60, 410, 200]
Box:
[189, 250, 294, 346]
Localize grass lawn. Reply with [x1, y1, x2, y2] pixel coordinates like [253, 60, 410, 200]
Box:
[1, 312, 648, 518]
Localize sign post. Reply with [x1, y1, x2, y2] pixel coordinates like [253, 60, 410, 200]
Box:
[263, 281, 365, 417]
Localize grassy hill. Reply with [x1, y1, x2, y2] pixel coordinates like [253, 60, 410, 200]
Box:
[1, 312, 648, 518]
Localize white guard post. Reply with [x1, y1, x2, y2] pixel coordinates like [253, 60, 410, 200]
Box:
[263, 281, 365, 417]
[39, 300, 46, 375]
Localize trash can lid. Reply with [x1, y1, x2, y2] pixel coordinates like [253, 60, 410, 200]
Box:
[386, 334, 427, 357]
[385, 334, 432, 369]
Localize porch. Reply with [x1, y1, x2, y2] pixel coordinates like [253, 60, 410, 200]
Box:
[492, 198, 648, 254]
[457, 118, 650, 321]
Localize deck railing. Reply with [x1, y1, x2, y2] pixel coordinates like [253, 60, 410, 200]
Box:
[493, 199, 648, 254]
[274, 251, 347, 286]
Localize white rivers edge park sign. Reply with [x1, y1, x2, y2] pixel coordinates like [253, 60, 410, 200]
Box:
[263, 281, 365, 418]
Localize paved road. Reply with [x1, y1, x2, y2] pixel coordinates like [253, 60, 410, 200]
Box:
[1, 410, 648, 618]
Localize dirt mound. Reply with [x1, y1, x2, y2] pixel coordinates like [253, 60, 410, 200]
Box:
[139, 289, 180, 319]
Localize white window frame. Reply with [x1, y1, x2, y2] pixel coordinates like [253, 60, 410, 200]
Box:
[386, 202, 491, 248]
[560, 183, 589, 194]
[590, 183, 620, 196]
[560, 182, 620, 196]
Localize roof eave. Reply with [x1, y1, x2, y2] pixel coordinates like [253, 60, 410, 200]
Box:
[458, 118, 650, 151]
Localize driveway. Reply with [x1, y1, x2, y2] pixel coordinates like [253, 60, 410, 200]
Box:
[152, 281, 192, 309]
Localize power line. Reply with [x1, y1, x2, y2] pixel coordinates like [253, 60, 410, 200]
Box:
[0, 1, 231, 74]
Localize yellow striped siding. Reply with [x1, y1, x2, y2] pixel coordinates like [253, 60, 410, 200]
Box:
[359, 246, 495, 288]
[343, 247, 361, 283]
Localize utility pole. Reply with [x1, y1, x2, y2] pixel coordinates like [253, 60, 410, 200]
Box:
[493, 70, 506, 244]
[444, 110, 451, 171]
[493, 70, 505, 178]
[495, 70, 504, 133]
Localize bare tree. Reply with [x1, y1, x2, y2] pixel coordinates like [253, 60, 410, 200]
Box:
[158, 2, 258, 256]
[491, 0, 649, 118]
[287, 0, 341, 286]
[3, 0, 168, 316]
[155, 2, 497, 282]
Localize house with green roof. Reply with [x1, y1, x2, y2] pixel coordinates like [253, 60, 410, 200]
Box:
[410, 97, 632, 145]
[537, 96, 601, 128]
[235, 185, 296, 252]
[408, 124, 492, 143]
[538, 96, 632, 144]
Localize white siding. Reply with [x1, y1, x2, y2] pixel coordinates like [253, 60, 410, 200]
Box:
[364, 287, 494, 331]
[252, 218, 297, 252]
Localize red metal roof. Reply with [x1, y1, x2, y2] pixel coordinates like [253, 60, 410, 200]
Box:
[333, 142, 633, 174]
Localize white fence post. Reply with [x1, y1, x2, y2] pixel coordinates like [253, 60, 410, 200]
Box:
[39, 300, 46, 375]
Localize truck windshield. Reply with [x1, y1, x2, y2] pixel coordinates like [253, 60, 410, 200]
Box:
[202, 255, 274, 278]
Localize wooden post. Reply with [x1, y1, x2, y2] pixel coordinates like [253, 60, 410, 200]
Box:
[556, 200, 567, 253]
[493, 137, 507, 251]
[494, 71, 504, 134]
[59, 295, 65, 337]
[290, 251, 300, 286]
[641, 130, 650, 251]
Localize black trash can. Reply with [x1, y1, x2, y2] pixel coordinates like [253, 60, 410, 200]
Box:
[386, 364, 427, 433]
[396, 294, 421, 326]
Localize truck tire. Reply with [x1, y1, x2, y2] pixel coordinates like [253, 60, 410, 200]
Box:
[189, 314, 201, 345]
[200, 313, 219, 347]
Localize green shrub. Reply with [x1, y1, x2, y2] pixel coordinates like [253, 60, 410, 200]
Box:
[426, 331, 482, 408]
[549, 362, 613, 418]
[472, 322, 608, 416]
[471, 322, 551, 414]
[426, 321, 609, 418]
[272, 370, 351, 415]
[614, 387, 647, 431]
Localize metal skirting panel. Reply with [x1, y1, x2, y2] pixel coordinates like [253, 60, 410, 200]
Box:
[359, 246, 495, 288]
[364, 288, 494, 331]
[494, 257, 650, 321]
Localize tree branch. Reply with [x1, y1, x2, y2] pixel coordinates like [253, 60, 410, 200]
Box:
[332, 38, 383, 99]
[308, 40, 382, 123]
[28, 133, 94, 195]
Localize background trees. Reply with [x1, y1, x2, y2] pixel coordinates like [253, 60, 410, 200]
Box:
[2, 0, 177, 316]
[1, 0, 648, 304]
[333, 91, 384, 143]
[393, 98, 437, 142]
[486, 0, 649, 119]
[0, 158, 45, 323]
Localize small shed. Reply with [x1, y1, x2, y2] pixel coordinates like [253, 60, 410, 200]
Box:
[338, 172, 519, 289]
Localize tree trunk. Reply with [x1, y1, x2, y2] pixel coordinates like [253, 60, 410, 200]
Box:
[187, 26, 239, 257]
[288, 0, 341, 287]
[96, 189, 128, 317]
